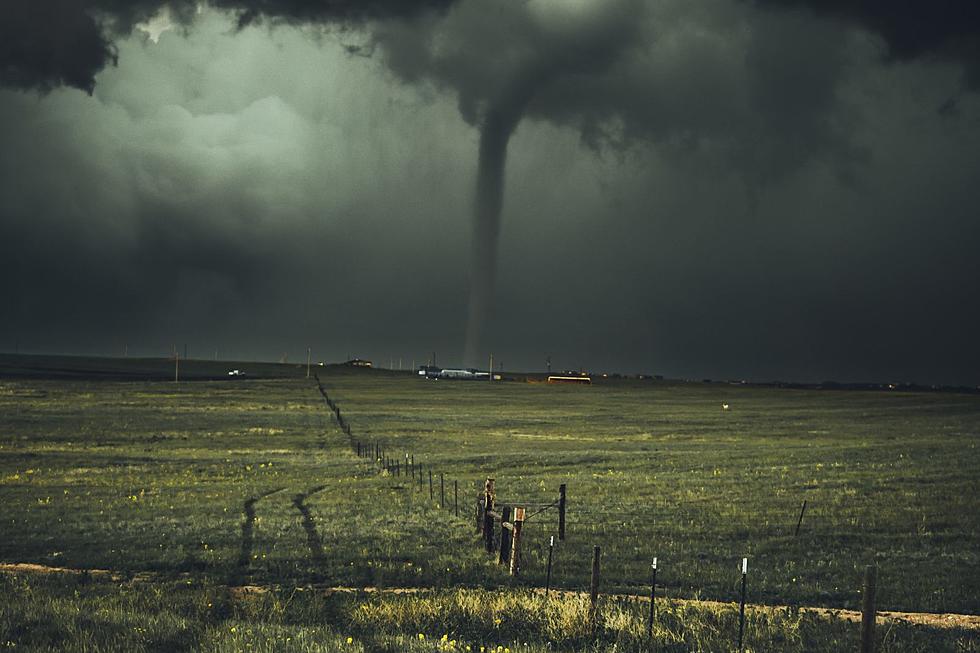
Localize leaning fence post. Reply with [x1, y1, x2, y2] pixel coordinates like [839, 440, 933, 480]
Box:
[795, 499, 807, 536]
[558, 483, 567, 541]
[737, 558, 747, 652]
[589, 545, 601, 633]
[861, 565, 878, 653]
[510, 506, 525, 576]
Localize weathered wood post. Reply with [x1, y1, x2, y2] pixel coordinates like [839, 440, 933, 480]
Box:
[498, 506, 512, 565]
[454, 480, 459, 517]
[795, 499, 807, 536]
[356, 441, 361, 457]
[509, 506, 525, 576]
[648, 557, 658, 640]
[737, 558, 747, 652]
[589, 545, 601, 633]
[440, 473, 445, 509]
[429, 470, 433, 501]
[483, 478, 495, 553]
[861, 565, 878, 653]
[545, 535, 555, 596]
[558, 483, 567, 541]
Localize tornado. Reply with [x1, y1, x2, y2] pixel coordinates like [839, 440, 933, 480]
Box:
[463, 80, 538, 367]
[460, 2, 638, 367]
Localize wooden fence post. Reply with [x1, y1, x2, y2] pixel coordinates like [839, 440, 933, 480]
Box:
[440, 473, 445, 509]
[454, 480, 459, 517]
[510, 507, 525, 576]
[483, 478, 495, 552]
[483, 478, 495, 523]
[429, 470, 433, 501]
[498, 506, 512, 565]
[589, 545, 601, 633]
[558, 483, 567, 541]
[484, 507, 495, 553]
[861, 565, 878, 653]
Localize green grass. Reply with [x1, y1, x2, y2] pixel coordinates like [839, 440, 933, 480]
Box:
[323, 373, 980, 614]
[2, 574, 976, 652]
[0, 362, 978, 650]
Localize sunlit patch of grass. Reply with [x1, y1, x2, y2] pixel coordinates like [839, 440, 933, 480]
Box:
[2, 576, 976, 652]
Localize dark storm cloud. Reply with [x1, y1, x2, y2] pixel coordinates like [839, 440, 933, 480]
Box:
[0, 0, 455, 94]
[373, 0, 858, 362]
[2, 0, 980, 385]
[751, 0, 980, 86]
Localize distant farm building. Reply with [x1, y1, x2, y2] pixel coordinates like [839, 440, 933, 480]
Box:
[343, 358, 373, 368]
[547, 375, 592, 385]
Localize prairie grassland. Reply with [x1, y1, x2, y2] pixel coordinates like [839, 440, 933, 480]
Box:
[0, 368, 978, 651]
[1, 574, 977, 652]
[321, 373, 980, 614]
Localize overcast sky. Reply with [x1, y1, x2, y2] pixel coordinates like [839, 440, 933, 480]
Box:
[1, 1, 979, 384]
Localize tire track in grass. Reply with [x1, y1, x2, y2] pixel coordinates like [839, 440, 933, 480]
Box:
[292, 485, 329, 564]
[233, 487, 286, 584]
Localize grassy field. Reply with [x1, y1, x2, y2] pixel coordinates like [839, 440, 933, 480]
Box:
[326, 372, 980, 613]
[1, 358, 978, 651]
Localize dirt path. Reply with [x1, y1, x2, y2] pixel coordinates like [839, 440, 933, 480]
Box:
[3, 562, 977, 631]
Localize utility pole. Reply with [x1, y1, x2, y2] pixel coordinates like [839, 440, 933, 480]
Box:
[174, 352, 179, 383]
[489, 353, 494, 382]
[306, 347, 311, 379]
